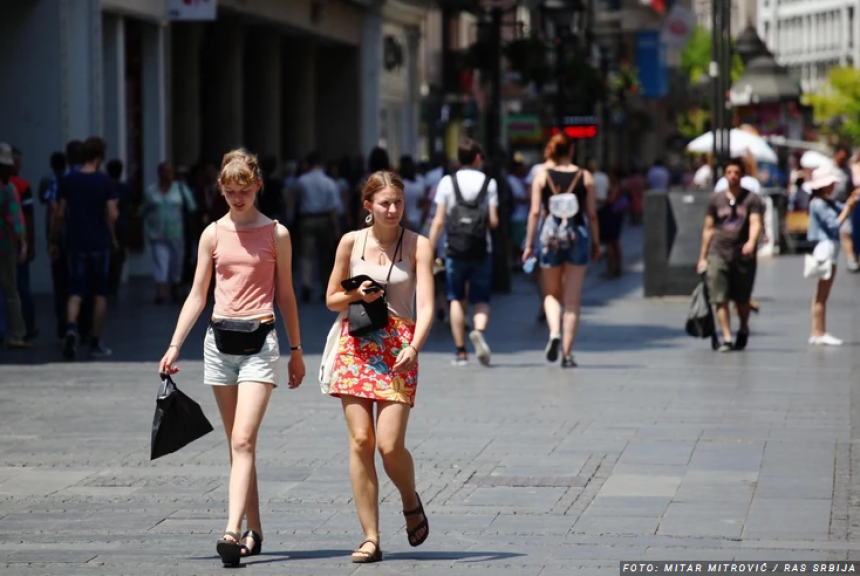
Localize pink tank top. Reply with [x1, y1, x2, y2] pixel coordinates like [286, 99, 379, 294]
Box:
[212, 221, 278, 317]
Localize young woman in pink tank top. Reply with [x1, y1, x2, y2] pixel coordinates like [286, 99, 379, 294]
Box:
[158, 149, 305, 567]
[325, 171, 435, 563]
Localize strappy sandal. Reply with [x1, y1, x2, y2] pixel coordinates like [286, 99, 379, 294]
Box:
[351, 539, 382, 564]
[403, 492, 430, 547]
[240, 529, 263, 556]
[216, 531, 243, 567]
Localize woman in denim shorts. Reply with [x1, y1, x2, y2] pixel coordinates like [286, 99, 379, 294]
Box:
[522, 134, 601, 367]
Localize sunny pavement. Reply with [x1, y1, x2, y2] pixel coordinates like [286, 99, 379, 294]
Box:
[1, 226, 860, 575]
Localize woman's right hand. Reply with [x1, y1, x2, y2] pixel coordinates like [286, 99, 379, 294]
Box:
[521, 246, 535, 264]
[358, 280, 384, 304]
[159, 346, 180, 375]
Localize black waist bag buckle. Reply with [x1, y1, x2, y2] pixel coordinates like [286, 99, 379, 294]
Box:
[210, 319, 274, 355]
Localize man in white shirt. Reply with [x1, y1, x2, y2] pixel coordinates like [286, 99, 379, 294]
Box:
[429, 139, 499, 367]
[293, 151, 340, 301]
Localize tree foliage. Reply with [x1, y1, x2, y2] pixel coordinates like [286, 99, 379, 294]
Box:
[681, 25, 744, 86]
[806, 66, 860, 143]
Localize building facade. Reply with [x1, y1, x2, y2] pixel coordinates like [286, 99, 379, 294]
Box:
[757, 0, 860, 92]
[0, 0, 432, 293]
[693, 0, 758, 36]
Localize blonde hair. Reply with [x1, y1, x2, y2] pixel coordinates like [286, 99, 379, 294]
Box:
[218, 148, 262, 188]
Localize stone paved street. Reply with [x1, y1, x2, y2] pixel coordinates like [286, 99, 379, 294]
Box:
[2, 228, 860, 575]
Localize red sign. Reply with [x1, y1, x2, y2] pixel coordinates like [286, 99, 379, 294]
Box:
[550, 125, 598, 139]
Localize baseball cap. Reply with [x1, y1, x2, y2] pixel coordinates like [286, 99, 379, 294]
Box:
[0, 143, 13, 166]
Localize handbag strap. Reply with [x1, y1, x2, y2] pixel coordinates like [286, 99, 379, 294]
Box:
[384, 228, 405, 285]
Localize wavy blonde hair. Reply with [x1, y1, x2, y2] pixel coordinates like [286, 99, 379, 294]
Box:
[218, 148, 262, 188]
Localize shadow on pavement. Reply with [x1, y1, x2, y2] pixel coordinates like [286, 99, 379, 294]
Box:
[237, 548, 526, 565]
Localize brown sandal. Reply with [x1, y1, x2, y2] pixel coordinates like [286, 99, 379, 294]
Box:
[351, 539, 382, 563]
[403, 493, 429, 547]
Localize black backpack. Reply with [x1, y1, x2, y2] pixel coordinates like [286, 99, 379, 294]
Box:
[445, 173, 490, 261]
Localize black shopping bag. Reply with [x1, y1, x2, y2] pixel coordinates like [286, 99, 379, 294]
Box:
[685, 274, 717, 348]
[150, 373, 214, 460]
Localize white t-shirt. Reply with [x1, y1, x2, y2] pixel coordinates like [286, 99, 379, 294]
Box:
[592, 171, 610, 203]
[434, 168, 499, 254]
[506, 174, 529, 222]
[714, 175, 761, 194]
[402, 175, 426, 228]
[693, 165, 712, 188]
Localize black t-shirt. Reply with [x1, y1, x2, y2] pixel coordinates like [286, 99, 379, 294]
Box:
[706, 188, 764, 259]
[542, 169, 588, 226]
[58, 171, 117, 252]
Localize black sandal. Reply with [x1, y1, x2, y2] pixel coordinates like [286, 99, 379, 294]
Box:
[240, 529, 263, 556]
[351, 539, 382, 563]
[403, 493, 430, 547]
[216, 531, 243, 567]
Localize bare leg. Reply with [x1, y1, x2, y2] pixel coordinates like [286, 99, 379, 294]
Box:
[376, 402, 426, 543]
[541, 266, 563, 338]
[714, 303, 732, 343]
[449, 299, 467, 348]
[66, 294, 82, 325]
[342, 397, 380, 556]
[213, 382, 273, 544]
[561, 264, 587, 357]
[841, 232, 856, 267]
[811, 267, 836, 337]
[472, 303, 489, 332]
[91, 295, 107, 338]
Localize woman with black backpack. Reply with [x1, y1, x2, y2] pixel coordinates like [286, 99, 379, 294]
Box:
[522, 134, 600, 367]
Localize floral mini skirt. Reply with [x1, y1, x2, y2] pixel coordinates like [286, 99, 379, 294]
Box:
[329, 316, 418, 407]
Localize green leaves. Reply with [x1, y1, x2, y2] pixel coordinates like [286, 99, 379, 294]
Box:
[806, 66, 860, 143]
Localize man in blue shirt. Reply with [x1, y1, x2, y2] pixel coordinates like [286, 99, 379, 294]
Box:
[52, 137, 118, 360]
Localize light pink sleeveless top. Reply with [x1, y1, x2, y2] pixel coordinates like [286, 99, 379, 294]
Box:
[212, 221, 277, 317]
[350, 228, 416, 320]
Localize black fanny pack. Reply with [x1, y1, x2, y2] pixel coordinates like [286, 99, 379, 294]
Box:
[210, 318, 274, 355]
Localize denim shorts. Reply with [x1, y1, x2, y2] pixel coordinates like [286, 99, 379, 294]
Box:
[539, 224, 590, 268]
[445, 255, 492, 304]
[68, 250, 111, 298]
[203, 325, 280, 387]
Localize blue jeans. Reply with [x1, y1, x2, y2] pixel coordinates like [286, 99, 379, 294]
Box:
[445, 255, 492, 304]
[16, 261, 35, 333]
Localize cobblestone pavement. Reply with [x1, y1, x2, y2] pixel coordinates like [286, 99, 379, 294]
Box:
[2, 228, 860, 575]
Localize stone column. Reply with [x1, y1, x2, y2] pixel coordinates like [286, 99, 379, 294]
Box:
[63, 0, 102, 140]
[102, 13, 127, 167]
[245, 28, 282, 162]
[404, 25, 421, 159]
[171, 23, 203, 167]
[201, 19, 244, 160]
[142, 21, 168, 190]
[360, 0, 384, 155]
[282, 38, 317, 159]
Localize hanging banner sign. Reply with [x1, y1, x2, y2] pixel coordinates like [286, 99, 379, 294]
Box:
[661, 4, 696, 49]
[167, 0, 217, 21]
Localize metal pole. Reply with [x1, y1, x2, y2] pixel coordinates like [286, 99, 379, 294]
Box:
[710, 0, 719, 175]
[485, 7, 503, 160]
[721, 0, 732, 164]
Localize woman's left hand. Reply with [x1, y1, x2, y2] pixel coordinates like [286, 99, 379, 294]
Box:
[287, 352, 306, 389]
[590, 242, 603, 263]
[392, 345, 418, 374]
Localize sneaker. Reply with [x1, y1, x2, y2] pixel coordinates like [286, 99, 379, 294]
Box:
[847, 259, 860, 273]
[810, 333, 843, 346]
[545, 335, 561, 362]
[734, 329, 749, 351]
[469, 330, 491, 366]
[452, 352, 468, 366]
[88, 343, 114, 359]
[717, 342, 733, 353]
[561, 355, 577, 368]
[6, 339, 32, 350]
[62, 331, 77, 360]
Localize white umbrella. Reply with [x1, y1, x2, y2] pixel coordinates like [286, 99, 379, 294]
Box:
[687, 129, 778, 163]
[799, 150, 834, 170]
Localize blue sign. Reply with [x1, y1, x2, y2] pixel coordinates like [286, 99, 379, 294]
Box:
[635, 30, 668, 99]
